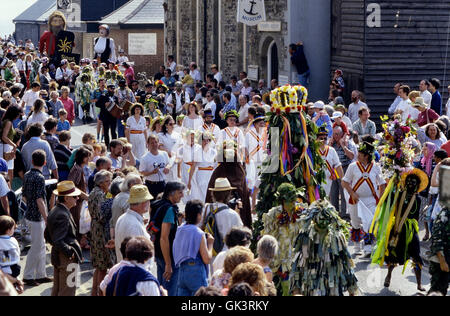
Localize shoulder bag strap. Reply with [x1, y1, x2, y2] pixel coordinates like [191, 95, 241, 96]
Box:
[112, 267, 123, 297]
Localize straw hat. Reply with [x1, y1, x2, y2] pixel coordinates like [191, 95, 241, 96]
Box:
[400, 169, 429, 194]
[208, 178, 237, 192]
[128, 185, 153, 204]
[412, 97, 428, 109]
[53, 181, 82, 197]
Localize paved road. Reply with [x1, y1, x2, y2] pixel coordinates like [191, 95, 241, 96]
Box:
[17, 121, 437, 296]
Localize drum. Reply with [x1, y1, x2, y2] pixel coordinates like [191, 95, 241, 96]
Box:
[109, 104, 123, 119]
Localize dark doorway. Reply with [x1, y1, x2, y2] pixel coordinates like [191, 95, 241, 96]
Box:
[270, 42, 279, 81]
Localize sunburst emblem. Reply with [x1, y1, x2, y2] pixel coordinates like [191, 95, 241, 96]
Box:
[58, 38, 72, 53]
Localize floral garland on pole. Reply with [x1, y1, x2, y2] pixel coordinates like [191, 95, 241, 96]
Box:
[254, 84, 327, 295]
[370, 115, 418, 266]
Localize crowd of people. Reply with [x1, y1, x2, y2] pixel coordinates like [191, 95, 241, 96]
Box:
[0, 35, 449, 297]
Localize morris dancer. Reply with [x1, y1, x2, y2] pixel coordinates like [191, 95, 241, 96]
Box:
[383, 169, 429, 292]
[190, 132, 217, 203]
[342, 142, 386, 257]
[177, 130, 202, 203]
[222, 110, 245, 161]
[317, 127, 344, 197]
[200, 109, 221, 143]
[245, 114, 267, 211]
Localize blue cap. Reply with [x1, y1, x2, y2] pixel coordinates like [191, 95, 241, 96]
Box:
[0, 158, 8, 173]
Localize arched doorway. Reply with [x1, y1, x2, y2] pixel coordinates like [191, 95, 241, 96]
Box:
[267, 41, 278, 88]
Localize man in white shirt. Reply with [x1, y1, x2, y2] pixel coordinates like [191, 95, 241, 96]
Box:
[167, 55, 177, 73]
[140, 135, 171, 199]
[114, 185, 153, 262]
[21, 82, 41, 116]
[117, 49, 129, 64]
[166, 82, 191, 116]
[211, 64, 223, 83]
[189, 62, 201, 82]
[348, 90, 368, 123]
[388, 83, 403, 115]
[395, 85, 415, 122]
[204, 178, 244, 250]
[55, 60, 70, 86]
[419, 80, 433, 106]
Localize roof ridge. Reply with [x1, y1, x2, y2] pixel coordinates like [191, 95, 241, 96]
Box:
[120, 0, 151, 24]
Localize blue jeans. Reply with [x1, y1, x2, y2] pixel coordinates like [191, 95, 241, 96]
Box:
[298, 70, 310, 88]
[117, 118, 125, 138]
[156, 256, 179, 297]
[176, 258, 208, 296]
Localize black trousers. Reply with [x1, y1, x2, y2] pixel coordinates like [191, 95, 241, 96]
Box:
[145, 181, 166, 200]
[102, 117, 117, 149]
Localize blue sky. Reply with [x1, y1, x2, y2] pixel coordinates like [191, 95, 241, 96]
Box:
[0, 0, 37, 38]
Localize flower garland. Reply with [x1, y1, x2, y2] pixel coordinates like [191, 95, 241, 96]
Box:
[270, 84, 308, 114]
[379, 115, 417, 179]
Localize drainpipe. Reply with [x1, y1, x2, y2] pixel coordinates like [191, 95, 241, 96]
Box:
[203, 0, 207, 81]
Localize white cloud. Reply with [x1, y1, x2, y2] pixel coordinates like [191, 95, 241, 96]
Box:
[0, 0, 38, 38]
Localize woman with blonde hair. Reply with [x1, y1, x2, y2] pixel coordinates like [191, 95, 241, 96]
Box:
[230, 262, 267, 296]
[210, 246, 254, 292]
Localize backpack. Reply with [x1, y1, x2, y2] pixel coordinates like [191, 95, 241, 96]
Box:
[203, 203, 229, 256]
[147, 199, 175, 243]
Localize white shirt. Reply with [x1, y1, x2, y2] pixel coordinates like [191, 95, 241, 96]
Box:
[421, 90, 433, 106]
[182, 116, 203, 131]
[446, 98, 450, 117]
[205, 101, 216, 118]
[214, 72, 223, 82]
[27, 111, 49, 127]
[397, 98, 413, 122]
[203, 203, 243, 245]
[166, 92, 191, 113]
[15, 58, 24, 72]
[348, 101, 368, 123]
[319, 146, 342, 180]
[0, 175, 9, 197]
[342, 115, 353, 131]
[238, 103, 250, 124]
[117, 56, 129, 64]
[55, 67, 69, 81]
[343, 161, 386, 200]
[201, 123, 221, 143]
[115, 209, 151, 262]
[94, 37, 117, 63]
[0, 235, 20, 275]
[139, 150, 170, 182]
[190, 69, 201, 82]
[169, 61, 177, 73]
[21, 90, 39, 108]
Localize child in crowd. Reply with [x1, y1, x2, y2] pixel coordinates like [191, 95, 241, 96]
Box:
[0, 216, 21, 278]
[331, 112, 349, 136]
[92, 143, 107, 163]
[56, 109, 71, 134]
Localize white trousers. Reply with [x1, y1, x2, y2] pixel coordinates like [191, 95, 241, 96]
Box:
[23, 220, 47, 280]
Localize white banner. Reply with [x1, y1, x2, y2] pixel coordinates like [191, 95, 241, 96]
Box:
[237, 0, 266, 26]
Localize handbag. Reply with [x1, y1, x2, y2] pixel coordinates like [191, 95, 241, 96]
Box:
[79, 201, 91, 235]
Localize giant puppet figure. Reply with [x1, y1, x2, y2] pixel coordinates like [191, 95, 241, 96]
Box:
[94, 24, 116, 64]
[39, 11, 75, 66]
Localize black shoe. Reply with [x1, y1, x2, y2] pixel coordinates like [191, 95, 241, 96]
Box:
[36, 277, 53, 284]
[23, 279, 40, 286]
